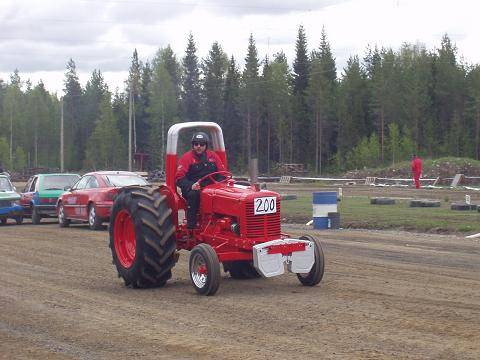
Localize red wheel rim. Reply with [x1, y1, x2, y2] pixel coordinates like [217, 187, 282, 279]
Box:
[114, 209, 136, 268]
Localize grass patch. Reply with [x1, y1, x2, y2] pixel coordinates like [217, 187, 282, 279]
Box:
[281, 195, 480, 234]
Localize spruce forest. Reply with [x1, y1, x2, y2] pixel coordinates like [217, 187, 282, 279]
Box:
[1, 27, 479, 175]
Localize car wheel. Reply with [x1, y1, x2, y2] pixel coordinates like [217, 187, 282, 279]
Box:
[88, 204, 102, 230]
[31, 205, 41, 224]
[58, 203, 70, 227]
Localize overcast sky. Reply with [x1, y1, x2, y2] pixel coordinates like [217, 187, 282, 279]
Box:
[0, 0, 477, 95]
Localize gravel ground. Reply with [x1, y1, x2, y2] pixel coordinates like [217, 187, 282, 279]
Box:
[0, 219, 479, 359]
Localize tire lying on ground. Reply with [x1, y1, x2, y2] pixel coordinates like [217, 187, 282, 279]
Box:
[410, 199, 441, 207]
[371, 197, 395, 205]
[280, 194, 298, 200]
[409, 200, 423, 207]
[109, 186, 177, 288]
[421, 200, 441, 207]
[450, 203, 471, 211]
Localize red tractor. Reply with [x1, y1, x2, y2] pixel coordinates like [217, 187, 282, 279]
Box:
[109, 122, 325, 295]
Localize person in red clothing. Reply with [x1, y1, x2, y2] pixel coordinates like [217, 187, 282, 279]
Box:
[411, 154, 422, 189]
[175, 131, 226, 229]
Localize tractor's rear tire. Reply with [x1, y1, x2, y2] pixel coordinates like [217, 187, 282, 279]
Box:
[109, 186, 177, 288]
[189, 244, 221, 295]
[297, 235, 325, 286]
[224, 261, 261, 279]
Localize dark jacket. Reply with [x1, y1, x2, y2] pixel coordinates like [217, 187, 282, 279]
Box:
[175, 150, 226, 191]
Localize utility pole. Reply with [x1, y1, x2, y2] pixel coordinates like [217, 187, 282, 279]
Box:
[128, 88, 132, 171]
[9, 109, 13, 163]
[60, 98, 64, 172]
[133, 95, 137, 155]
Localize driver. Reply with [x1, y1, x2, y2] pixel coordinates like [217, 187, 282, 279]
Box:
[175, 131, 226, 229]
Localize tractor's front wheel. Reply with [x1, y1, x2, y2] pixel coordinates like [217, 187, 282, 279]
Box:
[297, 234, 325, 286]
[189, 244, 221, 295]
[109, 186, 177, 288]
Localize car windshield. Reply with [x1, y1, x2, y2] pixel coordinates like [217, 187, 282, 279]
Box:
[0, 177, 14, 192]
[104, 174, 148, 187]
[41, 175, 80, 190]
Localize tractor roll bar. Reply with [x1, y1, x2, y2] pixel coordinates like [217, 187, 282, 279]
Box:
[167, 122, 225, 154]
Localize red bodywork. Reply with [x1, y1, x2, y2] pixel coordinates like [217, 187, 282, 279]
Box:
[58, 171, 147, 224]
[164, 152, 287, 262]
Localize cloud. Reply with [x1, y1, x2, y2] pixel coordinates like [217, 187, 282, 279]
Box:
[108, 0, 193, 23]
[1, 0, 479, 94]
[200, 0, 348, 16]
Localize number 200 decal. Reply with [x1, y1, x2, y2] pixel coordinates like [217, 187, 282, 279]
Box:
[254, 196, 277, 215]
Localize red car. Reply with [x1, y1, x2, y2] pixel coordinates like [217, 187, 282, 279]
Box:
[57, 171, 148, 230]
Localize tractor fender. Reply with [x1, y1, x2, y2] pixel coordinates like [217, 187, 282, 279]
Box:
[158, 185, 184, 227]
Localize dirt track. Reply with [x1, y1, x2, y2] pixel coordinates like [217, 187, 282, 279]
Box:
[1, 220, 479, 359]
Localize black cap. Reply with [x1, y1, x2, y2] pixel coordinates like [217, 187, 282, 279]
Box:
[191, 132, 210, 144]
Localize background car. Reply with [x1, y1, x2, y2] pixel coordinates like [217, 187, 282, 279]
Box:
[0, 173, 23, 225]
[57, 171, 149, 230]
[20, 173, 81, 224]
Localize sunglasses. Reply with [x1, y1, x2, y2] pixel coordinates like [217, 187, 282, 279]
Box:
[193, 142, 206, 147]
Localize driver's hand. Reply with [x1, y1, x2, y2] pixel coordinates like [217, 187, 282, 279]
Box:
[192, 182, 200, 191]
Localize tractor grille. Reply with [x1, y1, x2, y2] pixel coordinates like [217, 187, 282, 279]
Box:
[245, 200, 281, 238]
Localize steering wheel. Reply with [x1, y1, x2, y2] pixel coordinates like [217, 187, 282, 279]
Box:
[197, 171, 233, 187]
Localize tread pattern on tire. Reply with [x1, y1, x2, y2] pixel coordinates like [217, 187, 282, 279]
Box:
[109, 186, 176, 288]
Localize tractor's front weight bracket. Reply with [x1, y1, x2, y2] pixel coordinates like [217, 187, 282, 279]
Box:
[252, 239, 315, 278]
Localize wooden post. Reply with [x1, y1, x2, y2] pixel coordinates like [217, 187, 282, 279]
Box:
[60, 98, 64, 172]
[249, 158, 258, 183]
[128, 89, 132, 171]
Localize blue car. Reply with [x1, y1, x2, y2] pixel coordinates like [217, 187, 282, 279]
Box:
[0, 173, 23, 225]
[20, 173, 80, 224]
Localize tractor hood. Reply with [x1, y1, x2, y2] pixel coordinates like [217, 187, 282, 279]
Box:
[201, 183, 280, 218]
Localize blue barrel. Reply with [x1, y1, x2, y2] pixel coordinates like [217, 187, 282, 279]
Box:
[313, 191, 338, 229]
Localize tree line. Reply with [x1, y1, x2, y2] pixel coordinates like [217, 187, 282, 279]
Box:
[1, 27, 480, 175]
